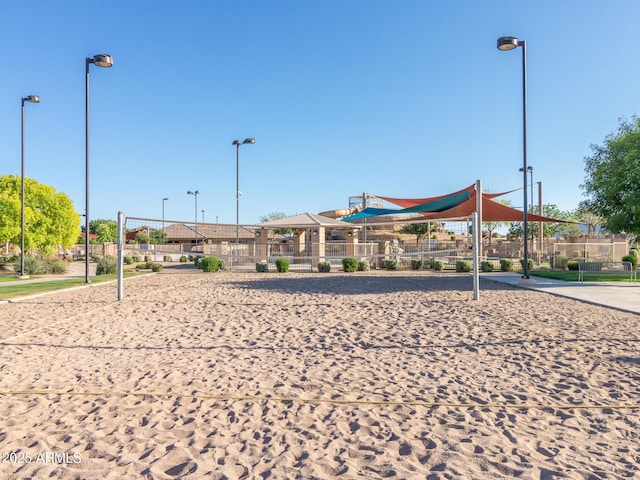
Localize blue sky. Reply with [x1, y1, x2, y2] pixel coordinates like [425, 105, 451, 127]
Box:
[1, 1, 639, 226]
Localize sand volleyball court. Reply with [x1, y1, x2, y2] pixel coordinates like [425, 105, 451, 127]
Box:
[0, 270, 639, 478]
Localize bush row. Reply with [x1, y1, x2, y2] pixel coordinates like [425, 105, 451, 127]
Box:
[19, 256, 68, 275]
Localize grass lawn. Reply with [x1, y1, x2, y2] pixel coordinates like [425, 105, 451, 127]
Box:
[0, 273, 141, 301]
[528, 269, 636, 283]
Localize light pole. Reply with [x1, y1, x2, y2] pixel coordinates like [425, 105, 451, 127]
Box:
[520, 165, 534, 255]
[498, 36, 530, 279]
[19, 95, 40, 278]
[201, 209, 205, 223]
[162, 197, 168, 244]
[85, 53, 113, 283]
[232, 138, 255, 264]
[187, 190, 199, 246]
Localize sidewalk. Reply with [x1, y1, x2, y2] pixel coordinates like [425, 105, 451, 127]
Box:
[0, 262, 96, 287]
[481, 272, 640, 315]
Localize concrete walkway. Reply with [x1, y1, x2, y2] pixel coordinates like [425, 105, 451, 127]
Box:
[481, 272, 640, 315]
[0, 261, 96, 287]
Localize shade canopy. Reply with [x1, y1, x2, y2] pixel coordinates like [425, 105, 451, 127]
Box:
[342, 184, 571, 224]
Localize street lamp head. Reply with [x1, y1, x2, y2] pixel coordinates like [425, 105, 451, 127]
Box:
[232, 140, 240, 146]
[23, 95, 40, 104]
[163, 197, 169, 201]
[187, 190, 193, 195]
[90, 54, 114, 68]
[243, 138, 255, 145]
[497, 36, 520, 51]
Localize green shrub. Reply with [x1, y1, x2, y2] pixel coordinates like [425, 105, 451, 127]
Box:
[179, 255, 188, 263]
[566, 261, 579, 271]
[96, 256, 117, 275]
[318, 261, 331, 273]
[124, 256, 133, 265]
[411, 259, 423, 270]
[48, 260, 68, 275]
[218, 259, 226, 271]
[151, 263, 163, 272]
[256, 261, 268, 272]
[552, 255, 568, 270]
[358, 260, 370, 271]
[144, 255, 152, 263]
[201, 256, 220, 272]
[622, 254, 638, 270]
[0, 254, 19, 265]
[194, 256, 203, 268]
[131, 255, 141, 262]
[519, 258, 534, 271]
[163, 255, 172, 262]
[23, 256, 47, 275]
[480, 261, 494, 272]
[275, 258, 290, 273]
[342, 257, 359, 272]
[381, 259, 398, 270]
[456, 260, 472, 272]
[499, 258, 513, 272]
[433, 260, 444, 271]
[188, 255, 195, 261]
[136, 262, 152, 270]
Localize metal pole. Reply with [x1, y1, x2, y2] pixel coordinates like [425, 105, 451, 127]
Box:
[521, 40, 529, 279]
[538, 181, 543, 257]
[20, 99, 26, 278]
[85, 58, 91, 284]
[236, 143, 240, 265]
[471, 212, 479, 301]
[530, 168, 534, 259]
[194, 192, 198, 246]
[162, 197, 167, 245]
[117, 211, 124, 301]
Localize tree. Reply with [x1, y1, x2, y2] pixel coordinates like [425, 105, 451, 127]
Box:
[259, 211, 293, 236]
[507, 204, 581, 239]
[134, 228, 166, 244]
[0, 175, 80, 255]
[582, 116, 640, 235]
[483, 199, 512, 248]
[574, 201, 604, 237]
[400, 222, 434, 245]
[92, 219, 118, 243]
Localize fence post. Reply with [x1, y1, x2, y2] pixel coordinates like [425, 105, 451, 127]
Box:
[117, 211, 124, 301]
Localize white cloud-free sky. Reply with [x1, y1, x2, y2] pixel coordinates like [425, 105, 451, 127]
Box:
[1, 1, 638, 225]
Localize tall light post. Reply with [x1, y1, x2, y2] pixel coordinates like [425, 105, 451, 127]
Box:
[187, 190, 199, 246]
[497, 36, 530, 280]
[520, 165, 534, 257]
[162, 197, 168, 244]
[201, 209, 205, 223]
[232, 138, 255, 264]
[538, 181, 544, 257]
[19, 95, 40, 278]
[85, 53, 113, 283]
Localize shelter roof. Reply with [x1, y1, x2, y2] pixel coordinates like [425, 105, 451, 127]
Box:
[259, 212, 359, 229]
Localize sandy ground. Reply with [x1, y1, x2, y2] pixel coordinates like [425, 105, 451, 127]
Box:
[0, 269, 639, 479]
